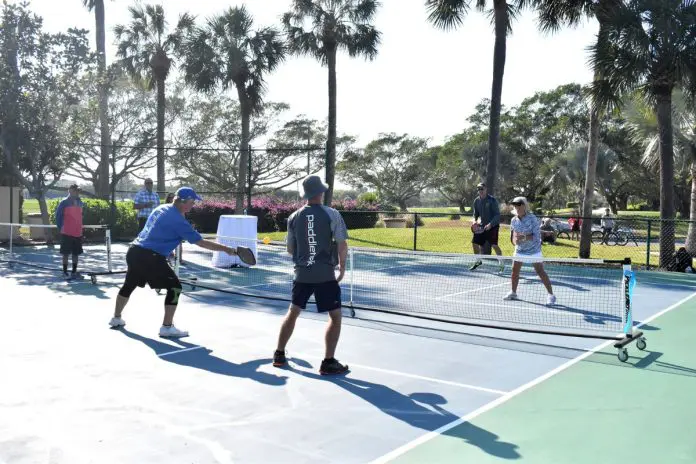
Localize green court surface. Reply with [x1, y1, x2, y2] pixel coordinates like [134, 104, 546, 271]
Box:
[386, 294, 696, 464]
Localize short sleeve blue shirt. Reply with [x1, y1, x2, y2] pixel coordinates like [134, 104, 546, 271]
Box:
[132, 204, 202, 256]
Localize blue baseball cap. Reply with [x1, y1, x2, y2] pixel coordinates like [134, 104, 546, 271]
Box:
[175, 187, 202, 201]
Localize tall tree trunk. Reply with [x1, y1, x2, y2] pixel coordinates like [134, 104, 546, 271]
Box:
[36, 189, 53, 244]
[156, 77, 166, 196]
[94, 0, 111, 199]
[686, 162, 696, 256]
[656, 90, 675, 268]
[324, 46, 337, 206]
[579, 104, 600, 258]
[236, 92, 251, 214]
[485, 0, 508, 197]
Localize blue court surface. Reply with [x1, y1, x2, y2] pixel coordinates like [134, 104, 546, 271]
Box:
[1, 242, 694, 464]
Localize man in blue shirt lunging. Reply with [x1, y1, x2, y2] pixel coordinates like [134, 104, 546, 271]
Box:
[108, 187, 239, 338]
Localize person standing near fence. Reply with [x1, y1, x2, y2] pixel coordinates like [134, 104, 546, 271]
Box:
[272, 175, 350, 376]
[55, 184, 84, 280]
[133, 178, 160, 233]
[601, 208, 615, 244]
[469, 182, 504, 272]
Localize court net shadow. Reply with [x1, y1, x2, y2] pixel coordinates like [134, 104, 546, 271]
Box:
[292, 366, 520, 460]
[117, 329, 288, 386]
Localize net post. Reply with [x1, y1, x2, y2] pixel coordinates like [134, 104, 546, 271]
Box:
[349, 248, 354, 306]
[9, 224, 13, 260]
[645, 220, 651, 270]
[106, 228, 112, 273]
[413, 213, 418, 251]
[621, 257, 634, 336]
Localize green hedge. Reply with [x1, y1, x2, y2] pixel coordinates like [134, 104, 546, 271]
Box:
[48, 198, 138, 239]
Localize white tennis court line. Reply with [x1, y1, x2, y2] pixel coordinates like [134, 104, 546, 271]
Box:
[289, 351, 508, 395]
[435, 282, 509, 300]
[369, 290, 696, 464]
[158, 346, 206, 357]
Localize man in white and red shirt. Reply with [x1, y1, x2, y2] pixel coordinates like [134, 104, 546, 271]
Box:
[55, 184, 84, 279]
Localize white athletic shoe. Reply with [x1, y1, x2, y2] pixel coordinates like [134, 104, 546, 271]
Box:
[159, 325, 189, 338]
[109, 317, 126, 328]
[503, 292, 518, 301]
[547, 294, 557, 306]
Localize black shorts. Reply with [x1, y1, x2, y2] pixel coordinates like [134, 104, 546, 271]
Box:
[292, 280, 341, 313]
[60, 234, 83, 255]
[124, 245, 180, 290]
[472, 225, 500, 246]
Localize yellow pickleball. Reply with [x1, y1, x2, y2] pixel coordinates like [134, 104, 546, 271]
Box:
[263, 236, 271, 245]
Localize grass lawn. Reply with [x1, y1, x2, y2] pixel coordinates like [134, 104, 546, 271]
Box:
[258, 218, 665, 267]
[22, 199, 40, 214]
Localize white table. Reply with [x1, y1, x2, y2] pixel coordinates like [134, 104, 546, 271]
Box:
[212, 215, 258, 268]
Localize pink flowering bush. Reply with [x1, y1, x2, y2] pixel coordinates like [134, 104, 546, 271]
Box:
[188, 195, 381, 233]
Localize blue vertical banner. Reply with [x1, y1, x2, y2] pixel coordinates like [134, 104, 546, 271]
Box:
[623, 267, 636, 334]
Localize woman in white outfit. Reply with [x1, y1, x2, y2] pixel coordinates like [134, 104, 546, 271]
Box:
[505, 196, 556, 305]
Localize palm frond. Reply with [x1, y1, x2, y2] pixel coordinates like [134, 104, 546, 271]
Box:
[425, 0, 471, 31]
[534, 0, 594, 35]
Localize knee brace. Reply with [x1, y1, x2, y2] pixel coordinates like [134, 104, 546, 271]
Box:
[165, 285, 182, 305]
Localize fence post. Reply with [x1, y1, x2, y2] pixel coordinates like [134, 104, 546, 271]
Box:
[646, 220, 651, 270]
[413, 213, 418, 251]
[247, 144, 252, 211]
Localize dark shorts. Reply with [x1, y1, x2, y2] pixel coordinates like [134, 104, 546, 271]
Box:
[138, 217, 148, 232]
[292, 280, 341, 313]
[124, 245, 180, 291]
[472, 225, 499, 246]
[60, 234, 83, 256]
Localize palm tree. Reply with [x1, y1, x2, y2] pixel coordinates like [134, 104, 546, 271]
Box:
[426, 0, 532, 197]
[589, 0, 696, 268]
[533, 0, 623, 258]
[625, 91, 696, 254]
[182, 6, 286, 213]
[114, 4, 195, 195]
[283, 0, 382, 206]
[82, 0, 111, 198]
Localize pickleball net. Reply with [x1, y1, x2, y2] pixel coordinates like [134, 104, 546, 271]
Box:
[174, 235, 642, 347]
[0, 222, 118, 276]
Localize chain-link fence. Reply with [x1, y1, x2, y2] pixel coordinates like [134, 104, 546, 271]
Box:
[334, 210, 696, 273]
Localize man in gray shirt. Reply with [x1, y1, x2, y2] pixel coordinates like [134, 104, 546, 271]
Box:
[272, 175, 350, 375]
[470, 182, 504, 271]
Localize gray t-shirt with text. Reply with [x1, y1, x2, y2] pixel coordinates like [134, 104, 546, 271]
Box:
[286, 204, 349, 283]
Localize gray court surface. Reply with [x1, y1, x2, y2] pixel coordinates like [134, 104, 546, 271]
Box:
[1, 242, 691, 464]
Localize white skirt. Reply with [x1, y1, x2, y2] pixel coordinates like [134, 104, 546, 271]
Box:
[512, 250, 544, 264]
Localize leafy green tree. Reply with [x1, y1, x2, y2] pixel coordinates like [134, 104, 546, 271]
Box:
[82, 0, 111, 198]
[182, 6, 285, 212]
[338, 133, 438, 211]
[588, 0, 696, 267]
[65, 68, 184, 195]
[533, 0, 624, 258]
[0, 2, 94, 224]
[625, 90, 696, 253]
[283, 0, 382, 206]
[426, 0, 533, 197]
[114, 3, 195, 194]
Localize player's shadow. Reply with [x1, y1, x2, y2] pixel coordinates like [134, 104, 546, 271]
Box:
[118, 329, 288, 386]
[0, 266, 111, 299]
[292, 364, 520, 460]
